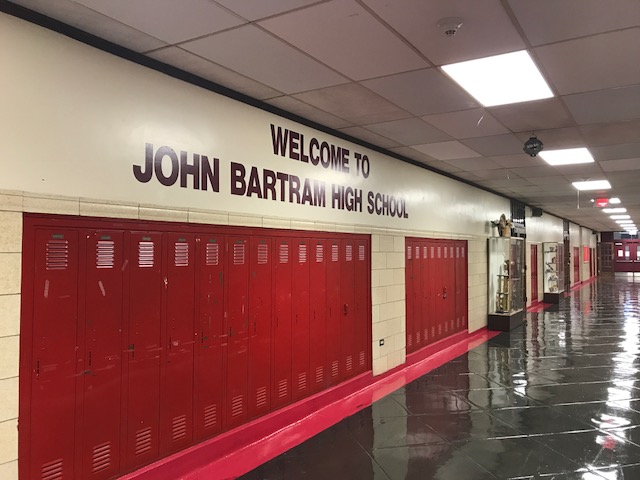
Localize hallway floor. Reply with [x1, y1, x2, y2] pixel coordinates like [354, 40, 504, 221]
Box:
[238, 276, 640, 479]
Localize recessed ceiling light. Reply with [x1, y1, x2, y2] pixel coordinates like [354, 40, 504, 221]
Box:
[616, 220, 634, 224]
[538, 148, 594, 166]
[572, 180, 611, 191]
[441, 50, 553, 107]
[610, 214, 631, 220]
[602, 208, 627, 213]
[609, 197, 622, 204]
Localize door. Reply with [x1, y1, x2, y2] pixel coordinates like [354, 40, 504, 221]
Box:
[125, 232, 162, 468]
[325, 241, 341, 386]
[80, 231, 124, 479]
[530, 244, 538, 303]
[405, 240, 418, 353]
[353, 238, 369, 374]
[454, 241, 468, 333]
[161, 233, 196, 454]
[29, 229, 80, 480]
[248, 237, 272, 418]
[309, 240, 327, 392]
[573, 246, 580, 285]
[340, 239, 357, 379]
[195, 235, 225, 439]
[292, 240, 311, 400]
[272, 239, 292, 408]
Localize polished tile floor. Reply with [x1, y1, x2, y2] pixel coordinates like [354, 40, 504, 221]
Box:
[239, 275, 640, 479]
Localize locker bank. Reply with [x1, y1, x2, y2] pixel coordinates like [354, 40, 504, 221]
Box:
[4, 1, 639, 479]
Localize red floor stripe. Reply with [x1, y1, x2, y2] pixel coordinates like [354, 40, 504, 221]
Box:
[120, 328, 499, 480]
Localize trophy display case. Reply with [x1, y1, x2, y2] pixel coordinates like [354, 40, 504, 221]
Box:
[543, 242, 565, 303]
[488, 237, 525, 331]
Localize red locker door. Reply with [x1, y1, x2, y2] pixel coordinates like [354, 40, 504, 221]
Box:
[248, 237, 272, 419]
[160, 234, 196, 454]
[353, 238, 369, 374]
[405, 241, 414, 353]
[325, 241, 341, 386]
[429, 242, 441, 342]
[125, 232, 162, 468]
[458, 241, 468, 331]
[292, 240, 311, 400]
[29, 229, 79, 480]
[81, 231, 124, 479]
[194, 235, 224, 440]
[309, 240, 327, 392]
[420, 242, 430, 345]
[272, 239, 292, 408]
[340, 240, 357, 380]
[225, 237, 250, 427]
[443, 242, 456, 337]
[413, 243, 423, 349]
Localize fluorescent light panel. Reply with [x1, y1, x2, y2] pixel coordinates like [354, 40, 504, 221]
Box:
[610, 214, 631, 220]
[602, 208, 627, 213]
[539, 148, 594, 166]
[572, 180, 611, 191]
[609, 197, 622, 204]
[441, 50, 553, 107]
[616, 220, 634, 224]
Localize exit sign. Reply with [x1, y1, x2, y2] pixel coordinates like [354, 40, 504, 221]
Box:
[595, 198, 608, 207]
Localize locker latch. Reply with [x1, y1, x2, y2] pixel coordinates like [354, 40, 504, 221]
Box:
[344, 303, 349, 315]
[443, 287, 447, 299]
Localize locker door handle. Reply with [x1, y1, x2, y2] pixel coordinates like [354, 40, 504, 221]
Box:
[344, 304, 349, 315]
[443, 287, 447, 299]
[35, 360, 40, 377]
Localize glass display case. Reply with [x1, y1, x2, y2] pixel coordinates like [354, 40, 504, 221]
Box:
[488, 237, 525, 331]
[543, 242, 565, 303]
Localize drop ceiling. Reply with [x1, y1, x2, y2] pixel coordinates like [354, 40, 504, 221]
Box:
[7, 0, 640, 233]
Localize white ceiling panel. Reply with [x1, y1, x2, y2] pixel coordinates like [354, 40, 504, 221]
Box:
[260, 0, 428, 81]
[591, 143, 640, 162]
[509, 0, 640, 46]
[600, 158, 640, 173]
[535, 29, 640, 95]
[461, 134, 524, 156]
[422, 109, 508, 139]
[509, 166, 562, 178]
[488, 98, 575, 132]
[337, 126, 401, 149]
[363, 0, 525, 65]
[580, 119, 640, 147]
[412, 141, 481, 161]
[490, 154, 547, 169]
[443, 158, 504, 173]
[147, 47, 282, 100]
[11, 0, 167, 52]
[182, 25, 348, 94]
[292, 83, 411, 125]
[363, 118, 451, 146]
[564, 86, 640, 125]
[362, 68, 478, 116]
[266, 96, 353, 129]
[214, 0, 321, 21]
[75, 0, 245, 43]
[527, 175, 573, 186]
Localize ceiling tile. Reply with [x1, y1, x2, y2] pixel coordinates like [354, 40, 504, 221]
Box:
[260, 0, 428, 81]
[564, 86, 640, 125]
[386, 146, 437, 164]
[580, 119, 640, 146]
[363, 118, 450, 146]
[75, 0, 245, 43]
[293, 83, 411, 124]
[337, 127, 401, 149]
[412, 141, 481, 160]
[509, 166, 563, 178]
[422, 109, 509, 139]
[11, 0, 167, 52]
[363, 0, 525, 65]
[452, 171, 483, 182]
[182, 25, 348, 94]
[600, 158, 640, 173]
[509, 0, 640, 46]
[362, 68, 478, 116]
[527, 175, 577, 186]
[461, 134, 524, 156]
[488, 98, 575, 132]
[443, 158, 504, 173]
[490, 154, 547, 169]
[514, 127, 585, 150]
[147, 47, 282, 99]
[266, 96, 353, 129]
[591, 143, 640, 161]
[535, 29, 640, 95]
[214, 0, 320, 21]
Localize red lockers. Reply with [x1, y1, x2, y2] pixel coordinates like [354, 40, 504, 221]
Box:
[405, 238, 468, 355]
[20, 216, 371, 480]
